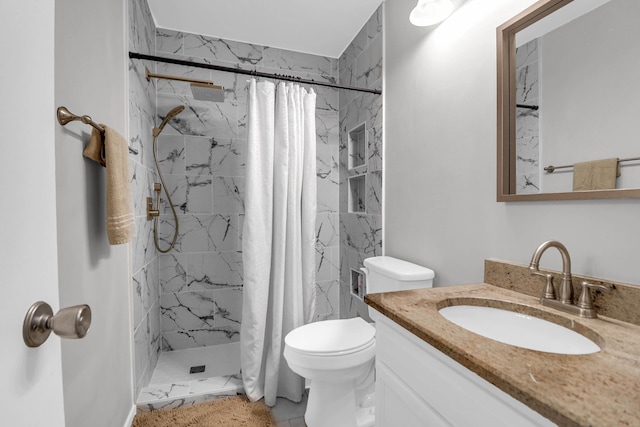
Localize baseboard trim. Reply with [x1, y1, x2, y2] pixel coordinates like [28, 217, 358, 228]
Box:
[123, 404, 136, 427]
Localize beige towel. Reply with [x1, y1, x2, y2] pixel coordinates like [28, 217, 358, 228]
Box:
[83, 126, 135, 245]
[572, 158, 620, 191]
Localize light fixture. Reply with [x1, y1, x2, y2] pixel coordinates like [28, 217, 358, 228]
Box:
[409, 0, 454, 26]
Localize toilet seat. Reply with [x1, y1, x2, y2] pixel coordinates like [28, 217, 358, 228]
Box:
[285, 318, 376, 356]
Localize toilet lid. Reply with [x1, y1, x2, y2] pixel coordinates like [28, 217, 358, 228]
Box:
[285, 317, 375, 355]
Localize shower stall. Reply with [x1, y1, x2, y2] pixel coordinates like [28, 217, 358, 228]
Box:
[127, 0, 383, 412]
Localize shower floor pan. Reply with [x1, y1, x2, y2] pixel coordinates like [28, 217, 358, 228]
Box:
[136, 342, 243, 413]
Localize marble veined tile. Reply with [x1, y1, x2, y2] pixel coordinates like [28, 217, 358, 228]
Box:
[186, 252, 243, 290]
[211, 287, 243, 331]
[368, 126, 383, 172]
[129, 58, 155, 127]
[516, 173, 540, 195]
[133, 216, 156, 273]
[516, 136, 539, 174]
[129, 0, 155, 54]
[134, 315, 151, 391]
[155, 62, 211, 97]
[340, 24, 368, 76]
[156, 28, 183, 56]
[160, 253, 187, 294]
[185, 136, 246, 177]
[158, 214, 240, 253]
[317, 174, 339, 213]
[156, 134, 186, 175]
[262, 47, 336, 82]
[316, 108, 339, 146]
[366, 171, 382, 216]
[133, 270, 143, 330]
[316, 280, 339, 321]
[142, 258, 160, 314]
[516, 38, 538, 68]
[212, 177, 245, 214]
[516, 107, 540, 141]
[136, 390, 240, 413]
[315, 87, 339, 113]
[316, 213, 339, 250]
[137, 382, 192, 403]
[161, 291, 217, 332]
[366, 6, 383, 43]
[316, 246, 339, 282]
[516, 64, 539, 104]
[149, 301, 162, 373]
[162, 174, 213, 214]
[190, 375, 243, 394]
[183, 33, 263, 66]
[161, 328, 240, 351]
[340, 213, 382, 256]
[355, 34, 382, 90]
[156, 93, 238, 139]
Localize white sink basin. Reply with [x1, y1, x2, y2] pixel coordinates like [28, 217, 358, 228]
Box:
[439, 305, 600, 355]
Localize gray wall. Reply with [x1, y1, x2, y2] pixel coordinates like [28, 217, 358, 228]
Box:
[55, 0, 134, 425]
[384, 0, 640, 287]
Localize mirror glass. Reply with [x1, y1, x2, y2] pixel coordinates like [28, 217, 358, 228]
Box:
[497, 0, 640, 201]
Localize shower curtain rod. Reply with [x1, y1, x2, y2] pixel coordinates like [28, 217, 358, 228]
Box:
[129, 52, 382, 95]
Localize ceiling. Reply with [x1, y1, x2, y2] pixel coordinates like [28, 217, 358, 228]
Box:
[147, 0, 384, 58]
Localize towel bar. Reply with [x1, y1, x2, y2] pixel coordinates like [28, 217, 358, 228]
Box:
[56, 106, 139, 155]
[544, 157, 640, 173]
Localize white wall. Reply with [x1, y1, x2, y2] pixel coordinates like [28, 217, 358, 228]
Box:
[384, 0, 640, 286]
[55, 0, 134, 426]
[0, 1, 65, 425]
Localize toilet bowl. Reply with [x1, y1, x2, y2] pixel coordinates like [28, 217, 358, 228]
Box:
[284, 318, 376, 427]
[284, 256, 435, 427]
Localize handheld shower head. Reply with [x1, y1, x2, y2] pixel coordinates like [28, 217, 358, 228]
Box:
[153, 105, 185, 137]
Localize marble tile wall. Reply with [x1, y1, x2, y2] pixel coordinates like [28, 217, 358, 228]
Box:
[153, 27, 341, 349]
[515, 39, 540, 194]
[128, 0, 161, 398]
[339, 6, 383, 320]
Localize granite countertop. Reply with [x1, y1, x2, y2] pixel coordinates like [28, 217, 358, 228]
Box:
[365, 283, 640, 427]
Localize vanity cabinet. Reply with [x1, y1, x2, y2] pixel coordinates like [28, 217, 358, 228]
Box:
[372, 311, 555, 427]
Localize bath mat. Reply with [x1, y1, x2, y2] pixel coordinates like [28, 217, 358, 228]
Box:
[132, 396, 276, 427]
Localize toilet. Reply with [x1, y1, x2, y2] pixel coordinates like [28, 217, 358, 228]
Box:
[284, 256, 435, 427]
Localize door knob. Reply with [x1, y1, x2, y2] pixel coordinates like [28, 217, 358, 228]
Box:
[23, 301, 92, 347]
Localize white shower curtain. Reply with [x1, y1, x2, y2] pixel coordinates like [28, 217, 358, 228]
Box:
[241, 79, 317, 406]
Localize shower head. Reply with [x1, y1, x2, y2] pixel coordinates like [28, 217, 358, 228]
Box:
[153, 105, 185, 137]
[190, 82, 225, 103]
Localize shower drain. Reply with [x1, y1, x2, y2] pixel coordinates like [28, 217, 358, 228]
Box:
[190, 365, 206, 374]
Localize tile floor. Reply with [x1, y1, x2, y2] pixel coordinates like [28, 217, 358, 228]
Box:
[270, 392, 308, 427]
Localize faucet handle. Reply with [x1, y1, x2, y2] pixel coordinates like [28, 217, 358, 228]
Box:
[532, 271, 556, 300]
[577, 281, 612, 311]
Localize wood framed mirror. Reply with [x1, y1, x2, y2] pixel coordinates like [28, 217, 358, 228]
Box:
[497, 0, 640, 201]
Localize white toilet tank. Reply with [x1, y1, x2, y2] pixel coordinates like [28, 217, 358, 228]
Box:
[362, 256, 435, 294]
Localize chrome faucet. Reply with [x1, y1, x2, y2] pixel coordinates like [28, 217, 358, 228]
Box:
[529, 240, 612, 318]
